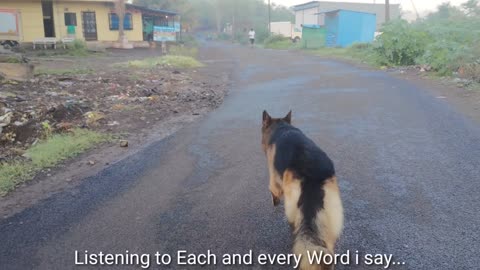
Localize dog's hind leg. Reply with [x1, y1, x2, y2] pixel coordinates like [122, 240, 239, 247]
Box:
[267, 145, 283, 206]
[282, 169, 302, 229]
[317, 176, 344, 252]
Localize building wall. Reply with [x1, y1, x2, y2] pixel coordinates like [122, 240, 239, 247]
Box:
[294, 6, 320, 30]
[294, 1, 401, 30]
[0, 0, 44, 42]
[337, 11, 376, 47]
[52, 1, 143, 42]
[0, 0, 143, 43]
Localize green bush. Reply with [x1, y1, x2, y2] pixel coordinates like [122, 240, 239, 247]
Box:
[254, 27, 270, 43]
[66, 39, 89, 56]
[368, 3, 480, 81]
[373, 20, 432, 66]
[263, 34, 293, 49]
[314, 2, 480, 81]
[264, 34, 289, 44]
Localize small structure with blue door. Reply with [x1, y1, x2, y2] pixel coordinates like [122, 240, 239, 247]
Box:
[318, 9, 376, 47]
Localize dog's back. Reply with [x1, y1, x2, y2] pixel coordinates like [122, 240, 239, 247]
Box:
[262, 111, 343, 270]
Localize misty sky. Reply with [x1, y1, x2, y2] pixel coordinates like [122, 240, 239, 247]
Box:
[269, 0, 470, 13]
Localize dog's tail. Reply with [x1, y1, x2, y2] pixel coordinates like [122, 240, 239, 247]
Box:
[283, 170, 340, 270]
[293, 232, 334, 270]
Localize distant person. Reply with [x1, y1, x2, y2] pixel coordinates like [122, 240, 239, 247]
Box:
[248, 28, 255, 48]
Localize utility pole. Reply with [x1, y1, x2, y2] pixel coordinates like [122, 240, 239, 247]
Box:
[385, 0, 390, 22]
[268, 0, 271, 34]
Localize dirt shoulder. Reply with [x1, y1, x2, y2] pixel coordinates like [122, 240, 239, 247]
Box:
[386, 68, 480, 125]
[0, 47, 233, 218]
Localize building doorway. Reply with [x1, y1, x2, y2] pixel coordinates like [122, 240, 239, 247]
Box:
[41, 1, 55, 37]
[82, 12, 98, 41]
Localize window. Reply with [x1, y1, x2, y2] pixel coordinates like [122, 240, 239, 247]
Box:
[64, 12, 77, 26]
[109, 13, 133, 30]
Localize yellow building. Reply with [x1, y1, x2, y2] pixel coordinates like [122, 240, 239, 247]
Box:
[0, 0, 177, 47]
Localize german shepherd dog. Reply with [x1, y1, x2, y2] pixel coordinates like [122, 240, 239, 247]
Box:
[261, 111, 344, 270]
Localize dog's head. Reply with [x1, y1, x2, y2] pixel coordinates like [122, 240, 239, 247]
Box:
[261, 110, 292, 152]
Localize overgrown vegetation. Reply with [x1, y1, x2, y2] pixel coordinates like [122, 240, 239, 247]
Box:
[375, 1, 479, 79]
[263, 35, 296, 50]
[0, 129, 110, 196]
[66, 39, 90, 56]
[312, 1, 480, 82]
[34, 39, 90, 57]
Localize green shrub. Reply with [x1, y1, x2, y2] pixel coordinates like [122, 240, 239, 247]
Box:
[63, 39, 89, 56]
[254, 27, 270, 43]
[263, 34, 293, 49]
[370, 4, 480, 77]
[264, 34, 289, 44]
[373, 20, 432, 66]
[417, 40, 469, 75]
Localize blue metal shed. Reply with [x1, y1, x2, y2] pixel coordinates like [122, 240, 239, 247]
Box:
[319, 9, 376, 47]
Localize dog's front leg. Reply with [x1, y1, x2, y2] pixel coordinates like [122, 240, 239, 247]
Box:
[269, 174, 283, 207]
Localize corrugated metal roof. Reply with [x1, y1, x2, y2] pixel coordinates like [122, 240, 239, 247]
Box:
[315, 9, 376, 16]
[293, 1, 320, 11]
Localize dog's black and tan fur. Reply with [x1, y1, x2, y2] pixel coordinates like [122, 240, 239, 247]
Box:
[261, 111, 344, 270]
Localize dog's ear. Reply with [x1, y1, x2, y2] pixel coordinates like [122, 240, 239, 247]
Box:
[263, 110, 272, 127]
[283, 110, 292, 124]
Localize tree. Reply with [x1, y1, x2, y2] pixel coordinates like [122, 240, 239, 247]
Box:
[133, 0, 292, 36]
[462, 0, 480, 16]
[115, 0, 126, 42]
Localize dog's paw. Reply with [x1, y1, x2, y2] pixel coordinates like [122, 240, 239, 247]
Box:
[271, 192, 280, 207]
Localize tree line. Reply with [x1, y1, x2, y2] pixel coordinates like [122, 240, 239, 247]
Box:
[133, 0, 294, 35]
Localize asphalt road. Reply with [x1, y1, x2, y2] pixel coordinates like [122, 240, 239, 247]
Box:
[1, 43, 479, 270]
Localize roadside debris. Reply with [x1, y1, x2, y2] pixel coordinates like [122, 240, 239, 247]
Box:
[0, 64, 228, 163]
[119, 140, 129, 147]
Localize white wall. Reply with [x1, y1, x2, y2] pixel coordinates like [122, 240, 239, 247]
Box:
[294, 6, 319, 30]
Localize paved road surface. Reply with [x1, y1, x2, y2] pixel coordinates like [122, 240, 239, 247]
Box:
[1, 43, 479, 270]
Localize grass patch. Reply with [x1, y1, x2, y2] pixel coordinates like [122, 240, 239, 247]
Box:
[265, 39, 296, 50]
[35, 68, 93, 76]
[119, 55, 203, 69]
[0, 129, 111, 196]
[4, 56, 22, 63]
[0, 163, 34, 196]
[309, 45, 380, 67]
[263, 34, 298, 50]
[169, 45, 198, 58]
[33, 40, 90, 58]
